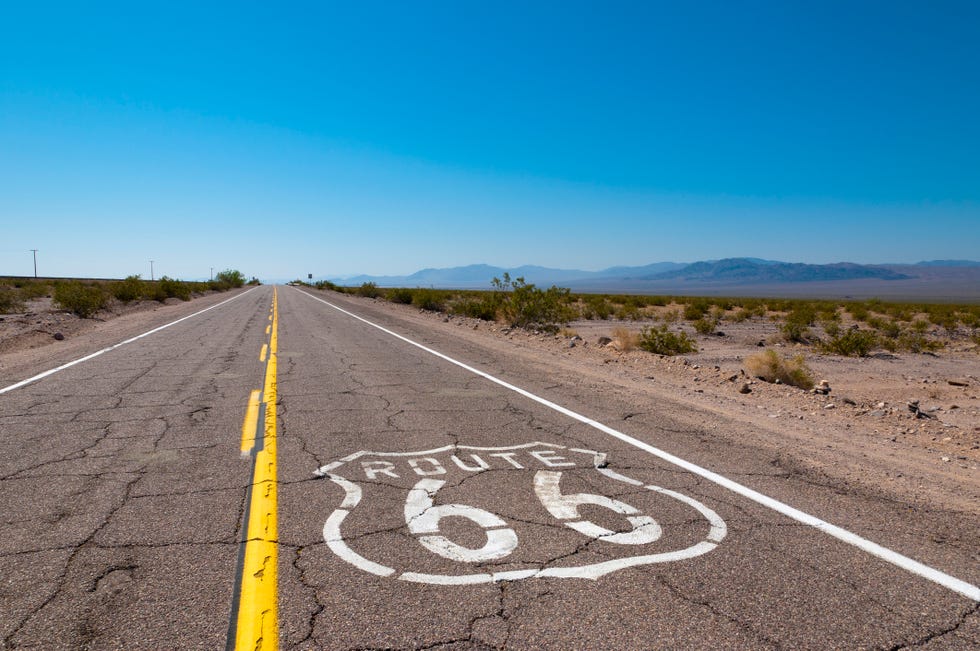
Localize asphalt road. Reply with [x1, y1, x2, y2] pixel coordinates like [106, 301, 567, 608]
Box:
[1, 285, 977, 650]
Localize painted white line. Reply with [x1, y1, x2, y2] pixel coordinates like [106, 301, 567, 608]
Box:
[0, 287, 258, 395]
[294, 288, 980, 601]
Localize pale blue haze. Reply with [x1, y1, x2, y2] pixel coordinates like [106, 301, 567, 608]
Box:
[1, 1, 978, 280]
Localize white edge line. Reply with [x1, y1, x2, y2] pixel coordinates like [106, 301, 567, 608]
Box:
[294, 287, 980, 602]
[0, 287, 258, 395]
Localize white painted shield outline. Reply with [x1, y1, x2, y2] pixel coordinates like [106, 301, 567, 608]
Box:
[314, 442, 727, 585]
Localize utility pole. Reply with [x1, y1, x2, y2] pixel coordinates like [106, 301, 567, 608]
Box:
[210, 267, 214, 281]
[30, 249, 38, 278]
[150, 260, 154, 281]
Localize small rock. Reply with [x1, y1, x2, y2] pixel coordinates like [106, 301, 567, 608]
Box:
[948, 379, 969, 387]
[568, 341, 576, 348]
[876, 402, 886, 409]
[570, 335, 582, 342]
[53, 332, 65, 341]
[715, 331, 725, 337]
[824, 403, 836, 409]
[907, 400, 936, 420]
[442, 317, 450, 322]
[941, 456, 951, 463]
[757, 340, 765, 347]
[739, 383, 752, 394]
[868, 410, 886, 417]
[842, 397, 856, 406]
[597, 336, 612, 347]
[727, 374, 739, 382]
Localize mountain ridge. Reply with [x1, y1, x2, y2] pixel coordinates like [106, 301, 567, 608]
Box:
[320, 258, 980, 301]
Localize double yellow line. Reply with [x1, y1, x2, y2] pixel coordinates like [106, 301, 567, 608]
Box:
[229, 289, 279, 650]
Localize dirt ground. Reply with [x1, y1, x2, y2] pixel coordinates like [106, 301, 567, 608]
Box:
[2, 289, 977, 519]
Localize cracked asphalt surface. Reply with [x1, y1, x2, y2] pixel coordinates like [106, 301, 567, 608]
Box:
[1, 285, 977, 649]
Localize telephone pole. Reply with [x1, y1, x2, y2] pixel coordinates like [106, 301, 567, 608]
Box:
[30, 249, 38, 278]
[150, 260, 154, 281]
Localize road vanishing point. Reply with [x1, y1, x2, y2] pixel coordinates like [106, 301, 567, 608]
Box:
[1, 285, 977, 650]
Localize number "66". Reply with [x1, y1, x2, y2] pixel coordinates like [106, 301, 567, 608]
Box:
[404, 470, 663, 563]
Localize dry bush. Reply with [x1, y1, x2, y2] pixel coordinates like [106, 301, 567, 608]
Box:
[637, 324, 696, 355]
[744, 349, 815, 390]
[611, 326, 639, 352]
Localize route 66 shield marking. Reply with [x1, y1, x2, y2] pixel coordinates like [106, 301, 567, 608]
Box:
[314, 442, 726, 585]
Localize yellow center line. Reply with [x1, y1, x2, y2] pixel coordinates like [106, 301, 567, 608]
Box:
[259, 343, 268, 362]
[239, 390, 261, 456]
[232, 288, 279, 650]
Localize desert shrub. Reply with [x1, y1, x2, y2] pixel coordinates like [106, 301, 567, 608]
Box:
[494, 274, 573, 330]
[683, 300, 709, 321]
[17, 282, 49, 300]
[848, 304, 870, 322]
[113, 275, 146, 303]
[157, 277, 191, 301]
[781, 305, 816, 342]
[884, 304, 914, 321]
[822, 319, 841, 338]
[53, 282, 108, 318]
[891, 332, 944, 353]
[0, 288, 25, 313]
[910, 319, 930, 334]
[449, 298, 499, 321]
[740, 299, 767, 317]
[314, 280, 339, 291]
[817, 306, 841, 323]
[870, 317, 901, 340]
[411, 288, 444, 311]
[647, 295, 668, 307]
[637, 324, 697, 355]
[820, 328, 877, 357]
[730, 308, 751, 323]
[744, 350, 815, 390]
[767, 299, 794, 313]
[615, 302, 643, 321]
[356, 282, 382, 298]
[207, 278, 230, 291]
[661, 309, 681, 325]
[693, 317, 717, 335]
[386, 287, 414, 304]
[611, 326, 638, 352]
[247, 277, 261, 285]
[581, 295, 613, 320]
[214, 269, 246, 288]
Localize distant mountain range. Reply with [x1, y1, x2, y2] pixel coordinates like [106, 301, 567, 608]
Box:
[324, 258, 980, 301]
[331, 258, 978, 286]
[653, 259, 911, 282]
[333, 262, 687, 288]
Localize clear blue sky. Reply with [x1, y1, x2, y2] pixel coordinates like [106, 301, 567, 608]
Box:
[2, 1, 978, 281]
